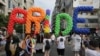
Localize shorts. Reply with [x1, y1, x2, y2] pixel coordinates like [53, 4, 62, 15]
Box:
[72, 46, 81, 51]
[68, 38, 71, 42]
[45, 47, 50, 51]
[57, 48, 65, 55]
[52, 40, 54, 42]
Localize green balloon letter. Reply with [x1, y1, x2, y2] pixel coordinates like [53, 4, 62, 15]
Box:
[55, 13, 73, 36]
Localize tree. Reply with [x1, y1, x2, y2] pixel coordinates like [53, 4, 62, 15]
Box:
[0, 14, 23, 33]
[15, 24, 23, 33]
[0, 14, 9, 27]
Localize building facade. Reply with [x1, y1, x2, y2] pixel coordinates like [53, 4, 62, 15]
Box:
[73, 0, 100, 33]
[52, 0, 100, 33]
[73, 0, 100, 27]
[0, 0, 34, 15]
[0, 0, 6, 14]
[51, 0, 73, 32]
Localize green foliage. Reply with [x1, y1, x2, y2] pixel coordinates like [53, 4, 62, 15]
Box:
[0, 14, 23, 33]
[15, 24, 23, 33]
[0, 14, 9, 27]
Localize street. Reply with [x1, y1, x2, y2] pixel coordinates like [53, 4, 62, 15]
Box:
[0, 43, 74, 56]
[34, 43, 74, 56]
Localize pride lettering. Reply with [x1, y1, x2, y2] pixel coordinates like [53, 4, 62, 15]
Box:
[7, 7, 45, 35]
[7, 6, 93, 36]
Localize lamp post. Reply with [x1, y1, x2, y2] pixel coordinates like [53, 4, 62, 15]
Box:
[17, 0, 25, 38]
[22, 25, 25, 38]
[98, 9, 100, 36]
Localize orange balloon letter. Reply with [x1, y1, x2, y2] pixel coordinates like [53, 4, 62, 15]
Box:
[26, 7, 45, 34]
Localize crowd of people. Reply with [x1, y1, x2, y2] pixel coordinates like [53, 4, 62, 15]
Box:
[0, 27, 100, 56]
[43, 32, 100, 56]
[0, 27, 6, 51]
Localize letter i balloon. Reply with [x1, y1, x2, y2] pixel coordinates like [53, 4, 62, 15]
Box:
[43, 9, 51, 33]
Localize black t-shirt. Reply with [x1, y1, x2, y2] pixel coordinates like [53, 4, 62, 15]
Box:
[14, 44, 23, 56]
[12, 36, 20, 44]
[5, 37, 11, 51]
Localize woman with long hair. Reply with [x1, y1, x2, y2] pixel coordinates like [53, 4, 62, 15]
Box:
[5, 34, 12, 56]
[43, 33, 52, 56]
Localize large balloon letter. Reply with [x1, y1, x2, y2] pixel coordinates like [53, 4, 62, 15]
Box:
[73, 6, 93, 34]
[43, 9, 51, 33]
[55, 13, 73, 36]
[26, 7, 45, 34]
[7, 8, 27, 34]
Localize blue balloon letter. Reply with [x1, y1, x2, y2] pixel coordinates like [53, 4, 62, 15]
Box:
[73, 6, 93, 34]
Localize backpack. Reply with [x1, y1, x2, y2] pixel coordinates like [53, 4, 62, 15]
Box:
[45, 40, 50, 50]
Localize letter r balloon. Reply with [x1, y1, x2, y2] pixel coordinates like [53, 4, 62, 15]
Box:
[25, 7, 45, 34]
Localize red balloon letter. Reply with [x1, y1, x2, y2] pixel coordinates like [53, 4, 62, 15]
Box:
[7, 8, 27, 34]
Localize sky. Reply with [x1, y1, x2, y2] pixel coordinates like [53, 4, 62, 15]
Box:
[34, 0, 56, 24]
[34, 0, 56, 11]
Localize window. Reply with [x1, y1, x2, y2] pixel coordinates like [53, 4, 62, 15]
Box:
[2, 0, 5, 2]
[8, 0, 10, 8]
[60, 19, 67, 30]
[24, 7, 26, 10]
[91, 12, 94, 15]
[18, 3, 20, 7]
[24, 0, 26, 3]
[80, 12, 83, 14]
[31, 3, 33, 6]
[8, 0, 12, 8]
[88, 19, 98, 23]
[13, 5, 15, 8]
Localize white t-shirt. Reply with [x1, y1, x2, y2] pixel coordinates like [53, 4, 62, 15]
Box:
[51, 34, 55, 40]
[85, 48, 98, 56]
[0, 35, 4, 39]
[57, 36, 66, 49]
[97, 51, 100, 56]
[71, 34, 81, 51]
[43, 38, 52, 46]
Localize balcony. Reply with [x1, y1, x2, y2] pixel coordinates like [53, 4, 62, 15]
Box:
[73, 0, 100, 9]
[0, 0, 6, 6]
[77, 23, 99, 28]
[78, 11, 98, 19]
[8, 8, 13, 13]
[78, 14, 98, 19]
[88, 23, 99, 28]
